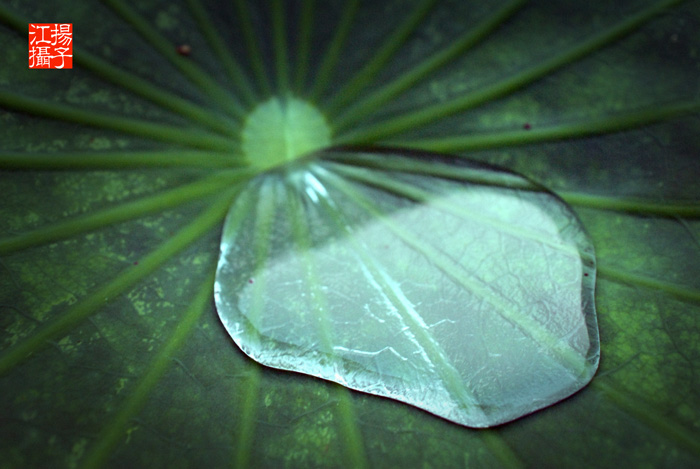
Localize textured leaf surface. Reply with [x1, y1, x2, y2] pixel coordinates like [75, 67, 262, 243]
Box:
[216, 151, 599, 427]
[0, 0, 699, 467]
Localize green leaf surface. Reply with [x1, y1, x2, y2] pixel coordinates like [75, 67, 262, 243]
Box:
[1, 0, 699, 467]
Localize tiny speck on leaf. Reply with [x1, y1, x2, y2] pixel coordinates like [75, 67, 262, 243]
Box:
[523, 123, 531, 130]
[176, 44, 192, 56]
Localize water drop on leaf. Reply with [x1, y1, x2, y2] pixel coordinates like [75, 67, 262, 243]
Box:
[215, 149, 599, 427]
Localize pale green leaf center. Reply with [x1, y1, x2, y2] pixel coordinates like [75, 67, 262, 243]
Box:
[242, 97, 332, 170]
